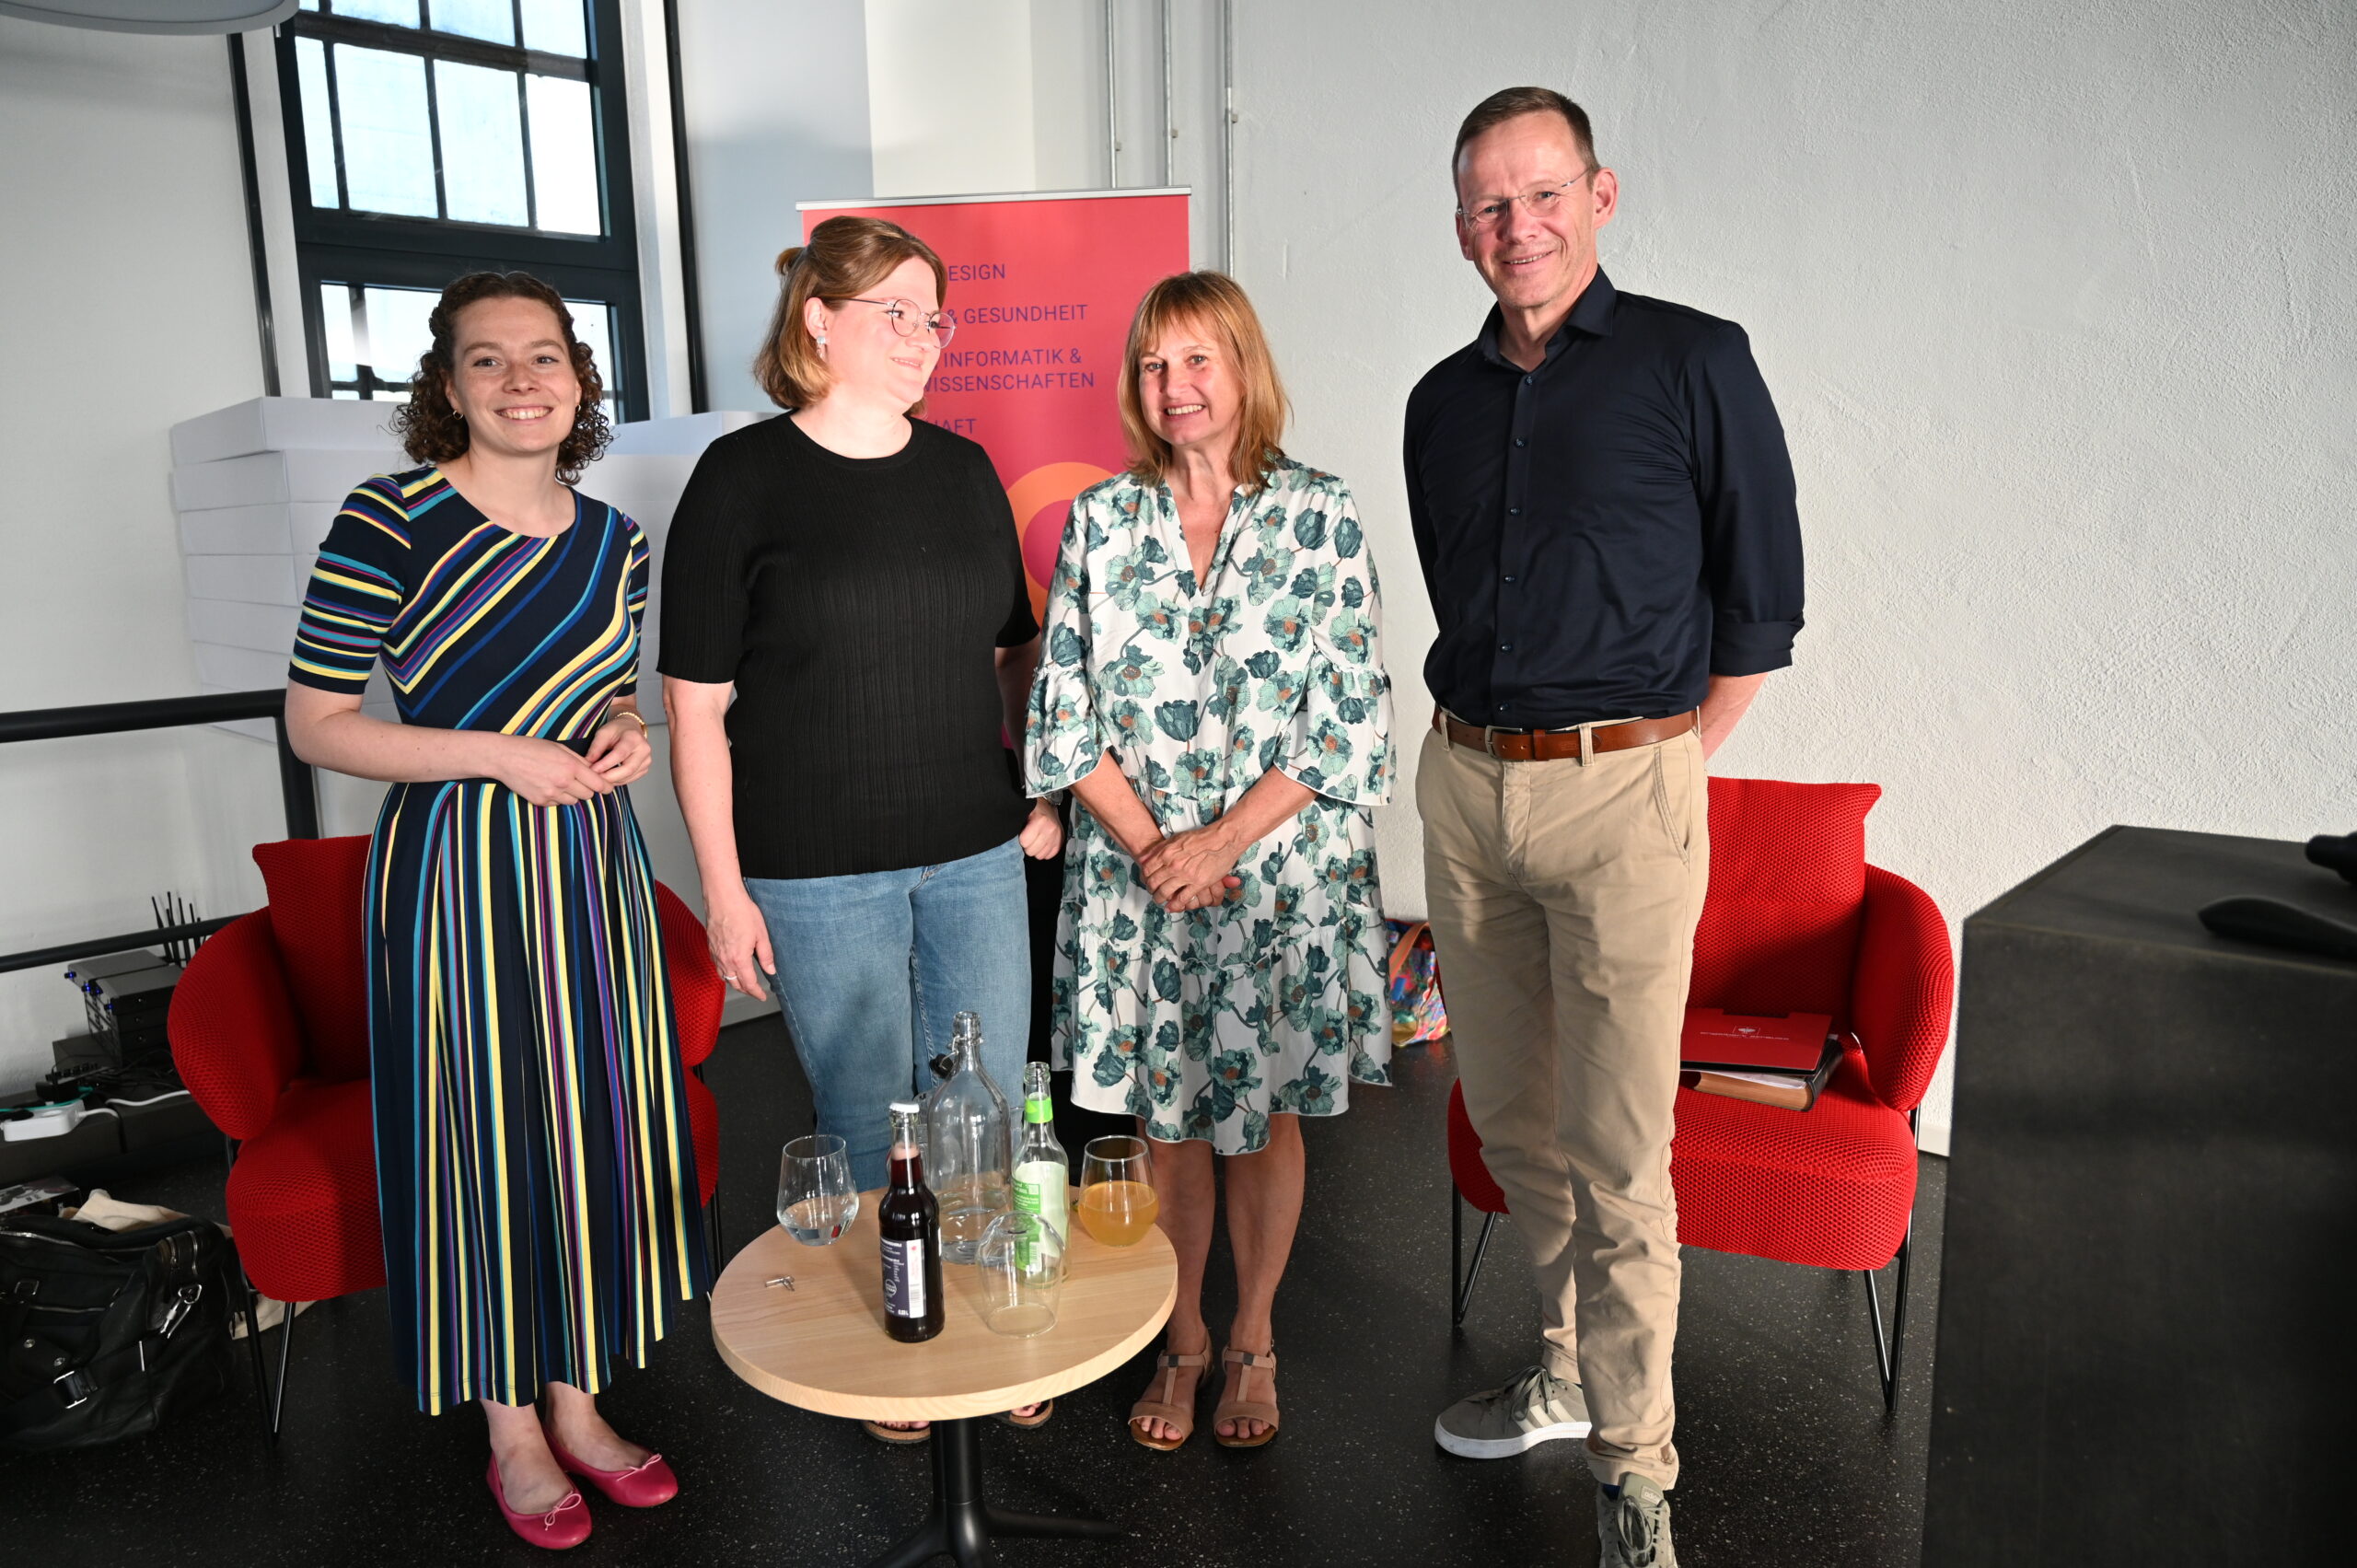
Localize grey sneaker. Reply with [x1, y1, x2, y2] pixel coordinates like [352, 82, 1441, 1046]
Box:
[1597, 1474, 1677, 1567]
[1433, 1365, 1591, 1458]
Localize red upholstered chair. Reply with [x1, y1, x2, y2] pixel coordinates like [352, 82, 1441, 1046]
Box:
[168, 835, 726, 1437]
[1443, 777, 1954, 1409]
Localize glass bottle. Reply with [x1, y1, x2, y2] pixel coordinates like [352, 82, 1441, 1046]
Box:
[878, 1101, 944, 1342]
[928, 1011, 1013, 1264]
[1011, 1061, 1070, 1257]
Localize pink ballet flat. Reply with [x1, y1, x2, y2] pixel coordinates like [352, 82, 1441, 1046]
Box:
[544, 1429, 679, 1508]
[487, 1455, 593, 1550]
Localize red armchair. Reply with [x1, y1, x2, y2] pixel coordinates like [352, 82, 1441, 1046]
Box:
[168, 835, 725, 1436]
[1444, 777, 1954, 1409]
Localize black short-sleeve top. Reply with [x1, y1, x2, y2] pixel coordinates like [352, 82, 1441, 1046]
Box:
[656, 415, 1039, 879]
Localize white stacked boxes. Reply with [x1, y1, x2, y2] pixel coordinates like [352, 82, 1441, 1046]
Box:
[167, 399, 771, 741]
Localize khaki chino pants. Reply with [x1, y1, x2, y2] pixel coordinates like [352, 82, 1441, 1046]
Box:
[1418, 723, 1709, 1489]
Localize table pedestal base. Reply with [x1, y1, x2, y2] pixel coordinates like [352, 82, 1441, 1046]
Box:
[866, 1417, 1123, 1567]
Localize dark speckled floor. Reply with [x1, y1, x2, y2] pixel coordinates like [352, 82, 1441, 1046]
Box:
[2, 1019, 1944, 1567]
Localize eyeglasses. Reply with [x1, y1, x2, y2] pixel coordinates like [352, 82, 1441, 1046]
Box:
[831, 296, 958, 346]
[1457, 169, 1596, 233]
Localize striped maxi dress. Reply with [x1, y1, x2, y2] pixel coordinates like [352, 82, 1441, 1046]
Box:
[289, 466, 710, 1414]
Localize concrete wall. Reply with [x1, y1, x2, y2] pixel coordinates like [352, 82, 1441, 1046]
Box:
[0, 18, 286, 1084]
[1230, 0, 2357, 1151]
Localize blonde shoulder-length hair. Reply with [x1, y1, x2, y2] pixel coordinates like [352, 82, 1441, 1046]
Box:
[1118, 272, 1290, 490]
[754, 215, 947, 413]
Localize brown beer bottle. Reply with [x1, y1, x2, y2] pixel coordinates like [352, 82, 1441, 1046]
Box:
[879, 1101, 945, 1342]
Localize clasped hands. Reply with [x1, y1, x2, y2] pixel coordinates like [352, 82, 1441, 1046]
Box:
[1133, 821, 1248, 912]
[489, 712, 654, 807]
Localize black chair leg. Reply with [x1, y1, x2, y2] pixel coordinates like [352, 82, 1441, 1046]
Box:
[1450, 1191, 1462, 1325]
[1454, 1202, 1500, 1328]
[236, 1263, 274, 1444]
[1863, 1220, 1915, 1412]
[1863, 1107, 1924, 1413]
[269, 1295, 296, 1438]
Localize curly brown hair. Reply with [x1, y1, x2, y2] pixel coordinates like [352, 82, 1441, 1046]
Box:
[389, 272, 611, 484]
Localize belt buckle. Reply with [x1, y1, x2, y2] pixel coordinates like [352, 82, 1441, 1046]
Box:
[1481, 724, 1503, 758]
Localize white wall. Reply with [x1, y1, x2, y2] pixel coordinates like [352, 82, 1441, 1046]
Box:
[0, 18, 287, 1084]
[867, 0, 1038, 197]
[1232, 0, 2357, 1152]
[674, 0, 874, 413]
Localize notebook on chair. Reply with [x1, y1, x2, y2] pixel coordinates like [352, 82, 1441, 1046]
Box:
[1679, 1008, 1841, 1111]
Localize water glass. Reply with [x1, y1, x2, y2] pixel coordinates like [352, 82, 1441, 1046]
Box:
[977, 1210, 1065, 1337]
[777, 1134, 858, 1246]
[1076, 1135, 1159, 1248]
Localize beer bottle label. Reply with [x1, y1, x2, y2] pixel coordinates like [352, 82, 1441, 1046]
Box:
[882, 1237, 927, 1318]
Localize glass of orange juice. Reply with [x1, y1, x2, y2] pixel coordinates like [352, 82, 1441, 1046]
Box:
[1077, 1135, 1159, 1247]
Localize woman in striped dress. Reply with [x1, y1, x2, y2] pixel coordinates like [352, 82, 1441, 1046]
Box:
[284, 273, 707, 1551]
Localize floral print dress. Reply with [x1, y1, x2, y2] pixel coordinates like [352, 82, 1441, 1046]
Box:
[1025, 460, 1395, 1154]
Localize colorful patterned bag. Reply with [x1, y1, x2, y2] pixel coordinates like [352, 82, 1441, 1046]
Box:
[1385, 919, 1448, 1045]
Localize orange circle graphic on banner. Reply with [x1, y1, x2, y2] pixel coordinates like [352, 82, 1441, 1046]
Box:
[1006, 461, 1117, 620]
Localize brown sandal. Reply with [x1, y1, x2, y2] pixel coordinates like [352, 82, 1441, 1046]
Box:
[992, 1400, 1055, 1430]
[1213, 1346, 1280, 1449]
[860, 1419, 930, 1446]
[1128, 1348, 1210, 1451]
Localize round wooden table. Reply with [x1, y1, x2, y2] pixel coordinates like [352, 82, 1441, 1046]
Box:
[713, 1190, 1176, 1566]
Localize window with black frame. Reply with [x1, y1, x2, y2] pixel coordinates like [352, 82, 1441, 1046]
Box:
[275, 1, 644, 422]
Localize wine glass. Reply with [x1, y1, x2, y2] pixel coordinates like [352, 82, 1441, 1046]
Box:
[1076, 1135, 1159, 1247]
[777, 1134, 859, 1245]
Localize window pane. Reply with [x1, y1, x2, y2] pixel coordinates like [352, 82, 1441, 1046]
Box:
[334, 45, 438, 217]
[430, 0, 514, 46]
[333, 0, 421, 26]
[296, 37, 341, 209]
[525, 74, 599, 234]
[319, 284, 359, 385]
[362, 286, 440, 391]
[566, 298, 613, 402]
[434, 61, 528, 226]
[519, 0, 588, 57]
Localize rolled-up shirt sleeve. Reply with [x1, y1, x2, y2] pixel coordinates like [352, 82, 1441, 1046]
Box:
[1689, 323, 1805, 677]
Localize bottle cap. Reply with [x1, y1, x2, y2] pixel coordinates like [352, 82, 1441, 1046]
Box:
[888, 1100, 920, 1115]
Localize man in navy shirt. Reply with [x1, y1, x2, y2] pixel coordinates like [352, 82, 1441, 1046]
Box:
[1413, 87, 1803, 1566]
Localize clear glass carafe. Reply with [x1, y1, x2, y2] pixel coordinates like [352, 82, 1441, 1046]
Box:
[926, 1010, 1012, 1263]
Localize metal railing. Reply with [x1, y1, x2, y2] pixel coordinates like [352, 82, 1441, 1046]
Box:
[0, 691, 319, 975]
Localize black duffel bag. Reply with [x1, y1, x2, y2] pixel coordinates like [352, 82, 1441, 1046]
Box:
[0, 1213, 239, 1450]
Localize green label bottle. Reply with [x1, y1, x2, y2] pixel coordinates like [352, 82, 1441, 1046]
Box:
[1011, 1061, 1070, 1264]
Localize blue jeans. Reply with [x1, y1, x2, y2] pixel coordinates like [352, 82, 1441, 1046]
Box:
[746, 837, 1030, 1191]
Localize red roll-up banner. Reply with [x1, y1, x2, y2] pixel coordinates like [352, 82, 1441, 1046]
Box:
[799, 189, 1191, 619]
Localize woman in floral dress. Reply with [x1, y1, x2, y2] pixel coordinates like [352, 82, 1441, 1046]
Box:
[1026, 273, 1392, 1451]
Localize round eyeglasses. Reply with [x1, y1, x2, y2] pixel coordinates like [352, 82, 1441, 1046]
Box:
[1457, 169, 1596, 233]
[832, 296, 957, 346]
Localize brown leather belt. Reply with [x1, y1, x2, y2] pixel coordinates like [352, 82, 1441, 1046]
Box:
[1434, 707, 1698, 761]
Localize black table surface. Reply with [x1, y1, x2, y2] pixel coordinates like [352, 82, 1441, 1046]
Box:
[1968, 824, 2357, 961]
[1927, 825, 2357, 1566]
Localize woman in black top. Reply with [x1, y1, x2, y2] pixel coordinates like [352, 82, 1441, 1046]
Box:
[660, 222, 1060, 1434]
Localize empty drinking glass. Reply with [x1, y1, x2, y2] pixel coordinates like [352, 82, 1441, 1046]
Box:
[778, 1134, 859, 1245]
[977, 1209, 1064, 1337]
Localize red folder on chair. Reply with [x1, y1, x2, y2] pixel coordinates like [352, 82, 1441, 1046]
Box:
[1679, 1009, 1841, 1110]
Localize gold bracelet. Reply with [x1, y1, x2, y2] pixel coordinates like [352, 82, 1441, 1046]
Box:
[610, 709, 649, 736]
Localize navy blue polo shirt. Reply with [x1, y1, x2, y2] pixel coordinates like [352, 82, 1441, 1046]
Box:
[1402, 268, 1805, 728]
